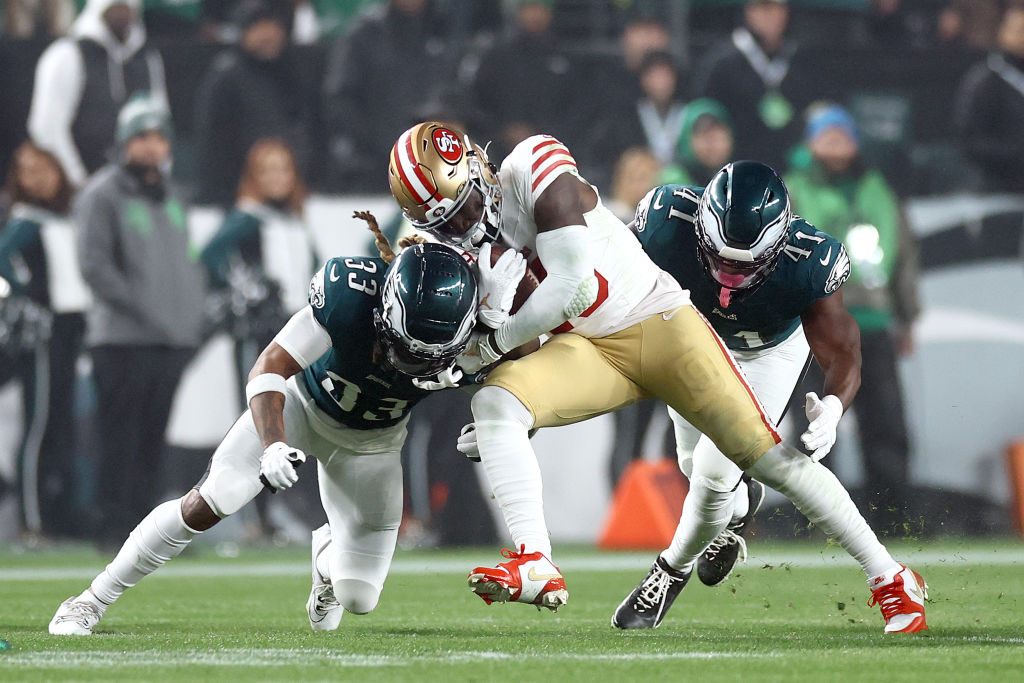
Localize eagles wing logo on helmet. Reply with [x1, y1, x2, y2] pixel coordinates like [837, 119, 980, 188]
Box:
[374, 243, 478, 378]
[432, 129, 464, 164]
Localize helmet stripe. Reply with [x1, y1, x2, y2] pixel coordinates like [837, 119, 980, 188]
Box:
[394, 129, 439, 207]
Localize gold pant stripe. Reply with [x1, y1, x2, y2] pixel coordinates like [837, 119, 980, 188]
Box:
[484, 305, 780, 469]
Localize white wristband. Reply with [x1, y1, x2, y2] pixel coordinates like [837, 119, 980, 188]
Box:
[245, 373, 288, 406]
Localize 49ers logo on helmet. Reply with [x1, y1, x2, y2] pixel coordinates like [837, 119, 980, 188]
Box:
[432, 128, 463, 164]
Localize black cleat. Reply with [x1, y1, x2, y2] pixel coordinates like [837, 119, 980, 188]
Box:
[611, 556, 691, 629]
[697, 476, 765, 586]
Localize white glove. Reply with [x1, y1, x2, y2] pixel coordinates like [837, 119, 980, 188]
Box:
[259, 441, 306, 492]
[457, 423, 480, 461]
[456, 330, 504, 374]
[475, 242, 527, 329]
[801, 392, 844, 462]
[412, 364, 464, 391]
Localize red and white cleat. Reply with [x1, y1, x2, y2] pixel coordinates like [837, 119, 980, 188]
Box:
[468, 545, 568, 611]
[868, 565, 928, 634]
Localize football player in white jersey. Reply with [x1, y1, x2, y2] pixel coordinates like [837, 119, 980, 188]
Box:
[389, 122, 926, 634]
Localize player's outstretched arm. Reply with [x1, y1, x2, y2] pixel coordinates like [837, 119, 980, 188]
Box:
[248, 341, 303, 449]
[248, 341, 308, 492]
[801, 289, 861, 409]
[799, 290, 862, 460]
[246, 306, 332, 490]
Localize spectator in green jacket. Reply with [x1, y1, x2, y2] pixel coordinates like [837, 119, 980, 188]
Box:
[784, 103, 920, 536]
[660, 98, 734, 188]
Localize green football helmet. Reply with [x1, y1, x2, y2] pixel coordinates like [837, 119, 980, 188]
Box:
[695, 161, 792, 300]
[373, 243, 478, 379]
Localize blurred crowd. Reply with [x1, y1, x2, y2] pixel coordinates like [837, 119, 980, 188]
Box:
[1, 0, 1022, 547]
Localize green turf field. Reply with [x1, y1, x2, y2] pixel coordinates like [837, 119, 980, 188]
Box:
[2, 540, 1023, 682]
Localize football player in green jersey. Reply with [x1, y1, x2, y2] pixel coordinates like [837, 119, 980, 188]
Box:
[48, 240, 528, 636]
[613, 161, 927, 634]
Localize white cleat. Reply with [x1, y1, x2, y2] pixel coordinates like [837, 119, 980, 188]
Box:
[49, 596, 102, 635]
[307, 524, 342, 631]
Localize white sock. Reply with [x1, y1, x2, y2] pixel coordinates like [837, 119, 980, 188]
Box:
[89, 498, 201, 606]
[662, 475, 736, 571]
[315, 541, 332, 583]
[731, 480, 749, 521]
[313, 523, 332, 582]
[747, 444, 900, 579]
[472, 387, 550, 557]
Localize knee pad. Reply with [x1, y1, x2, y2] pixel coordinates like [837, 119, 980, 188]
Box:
[471, 386, 533, 428]
[334, 578, 380, 615]
[198, 470, 260, 518]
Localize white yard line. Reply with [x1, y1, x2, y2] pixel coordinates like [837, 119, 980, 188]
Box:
[0, 648, 782, 669]
[1, 546, 1022, 582]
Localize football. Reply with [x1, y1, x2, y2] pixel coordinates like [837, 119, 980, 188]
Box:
[488, 244, 540, 314]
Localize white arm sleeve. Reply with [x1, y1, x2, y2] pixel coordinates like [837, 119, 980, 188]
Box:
[28, 40, 87, 186]
[271, 306, 332, 369]
[493, 225, 596, 353]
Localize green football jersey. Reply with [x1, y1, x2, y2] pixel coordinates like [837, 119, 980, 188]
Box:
[635, 185, 851, 351]
[301, 256, 431, 429]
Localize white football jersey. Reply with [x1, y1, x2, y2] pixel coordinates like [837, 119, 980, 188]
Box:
[496, 135, 686, 337]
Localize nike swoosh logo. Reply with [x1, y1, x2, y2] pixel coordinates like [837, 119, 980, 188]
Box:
[527, 567, 562, 582]
[904, 574, 926, 604]
[819, 247, 832, 266]
[652, 191, 664, 211]
[662, 306, 684, 321]
[329, 264, 341, 282]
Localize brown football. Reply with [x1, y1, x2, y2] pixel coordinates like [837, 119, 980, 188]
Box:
[488, 244, 541, 314]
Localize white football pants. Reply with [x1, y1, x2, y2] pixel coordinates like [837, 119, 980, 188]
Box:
[200, 376, 406, 609]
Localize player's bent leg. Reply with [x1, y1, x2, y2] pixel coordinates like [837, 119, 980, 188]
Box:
[662, 449, 741, 575]
[468, 387, 569, 610]
[197, 412, 271, 519]
[697, 474, 765, 586]
[49, 496, 202, 636]
[318, 445, 403, 621]
[693, 327, 807, 586]
[49, 407, 289, 636]
[307, 523, 342, 631]
[471, 335, 644, 610]
[747, 443, 927, 633]
[670, 408, 702, 479]
[613, 433, 742, 629]
[637, 307, 780, 471]
[470, 386, 546, 554]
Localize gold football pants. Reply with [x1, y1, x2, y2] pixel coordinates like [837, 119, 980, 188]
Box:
[484, 305, 780, 469]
